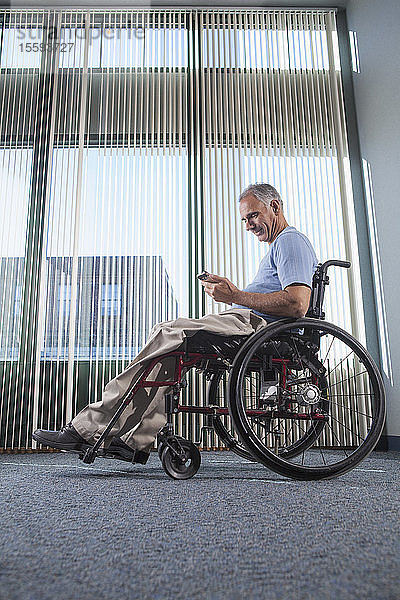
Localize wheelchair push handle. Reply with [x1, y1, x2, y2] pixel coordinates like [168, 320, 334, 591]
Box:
[321, 259, 351, 271]
[316, 260, 351, 282]
[307, 260, 351, 320]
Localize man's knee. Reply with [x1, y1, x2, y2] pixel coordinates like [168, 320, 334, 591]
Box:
[149, 317, 182, 337]
[167, 317, 194, 329]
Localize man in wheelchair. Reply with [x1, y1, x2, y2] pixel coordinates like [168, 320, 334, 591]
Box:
[33, 183, 318, 465]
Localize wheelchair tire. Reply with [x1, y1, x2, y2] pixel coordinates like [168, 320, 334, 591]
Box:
[161, 439, 201, 480]
[228, 318, 386, 480]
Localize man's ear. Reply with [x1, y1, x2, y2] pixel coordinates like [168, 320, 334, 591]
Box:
[270, 199, 280, 214]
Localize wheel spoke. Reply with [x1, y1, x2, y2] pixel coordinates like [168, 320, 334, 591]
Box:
[320, 370, 368, 392]
[329, 392, 373, 397]
[290, 337, 308, 373]
[323, 421, 350, 456]
[328, 414, 366, 441]
[328, 399, 372, 420]
[317, 442, 327, 465]
[325, 350, 354, 377]
[322, 335, 335, 365]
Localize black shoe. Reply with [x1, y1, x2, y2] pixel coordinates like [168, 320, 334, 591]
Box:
[106, 437, 150, 465]
[32, 423, 92, 452]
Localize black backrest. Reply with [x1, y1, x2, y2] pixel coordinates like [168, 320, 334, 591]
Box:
[306, 260, 351, 320]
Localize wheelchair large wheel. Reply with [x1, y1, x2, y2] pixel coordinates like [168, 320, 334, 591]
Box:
[228, 318, 386, 480]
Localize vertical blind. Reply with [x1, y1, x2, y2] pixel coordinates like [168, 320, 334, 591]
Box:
[0, 8, 365, 450]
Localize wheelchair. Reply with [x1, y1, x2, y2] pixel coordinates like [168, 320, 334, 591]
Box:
[80, 260, 386, 481]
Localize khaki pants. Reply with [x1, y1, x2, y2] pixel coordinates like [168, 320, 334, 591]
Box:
[72, 309, 268, 452]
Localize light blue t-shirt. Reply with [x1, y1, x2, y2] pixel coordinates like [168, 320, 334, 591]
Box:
[232, 226, 318, 320]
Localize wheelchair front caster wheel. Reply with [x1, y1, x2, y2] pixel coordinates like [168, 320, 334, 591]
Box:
[161, 439, 201, 480]
[158, 435, 185, 459]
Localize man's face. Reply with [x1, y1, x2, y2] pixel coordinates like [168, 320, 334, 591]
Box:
[239, 195, 279, 244]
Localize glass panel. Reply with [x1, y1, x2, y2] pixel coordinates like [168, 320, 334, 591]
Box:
[1, 28, 43, 69]
[58, 27, 90, 69]
[203, 150, 353, 333]
[202, 28, 331, 70]
[41, 148, 188, 361]
[0, 149, 32, 359]
[0, 8, 361, 450]
[99, 28, 187, 68]
[56, 27, 188, 69]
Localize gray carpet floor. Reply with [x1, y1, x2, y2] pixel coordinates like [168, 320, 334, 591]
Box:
[0, 450, 399, 600]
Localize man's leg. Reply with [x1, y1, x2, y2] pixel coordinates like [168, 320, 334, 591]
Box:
[72, 355, 177, 447]
[120, 309, 268, 452]
[32, 356, 177, 459]
[78, 309, 267, 452]
[32, 316, 187, 454]
[119, 387, 169, 453]
[33, 309, 266, 459]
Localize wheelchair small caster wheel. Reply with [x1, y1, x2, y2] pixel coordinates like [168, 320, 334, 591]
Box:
[160, 439, 201, 480]
[158, 435, 185, 459]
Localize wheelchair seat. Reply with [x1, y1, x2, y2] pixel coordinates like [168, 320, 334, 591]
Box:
[184, 331, 250, 357]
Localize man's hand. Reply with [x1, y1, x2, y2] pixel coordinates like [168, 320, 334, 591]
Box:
[201, 274, 239, 305]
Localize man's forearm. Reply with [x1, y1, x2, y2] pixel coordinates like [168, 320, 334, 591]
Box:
[232, 289, 306, 318]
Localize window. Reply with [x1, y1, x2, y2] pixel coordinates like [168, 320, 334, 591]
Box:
[0, 8, 366, 448]
[41, 145, 187, 362]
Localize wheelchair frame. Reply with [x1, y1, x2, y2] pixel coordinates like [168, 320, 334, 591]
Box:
[79, 260, 386, 481]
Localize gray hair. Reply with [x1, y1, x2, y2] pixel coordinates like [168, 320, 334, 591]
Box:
[239, 183, 283, 209]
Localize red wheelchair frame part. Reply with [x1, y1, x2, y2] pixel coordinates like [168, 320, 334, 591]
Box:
[123, 351, 328, 422]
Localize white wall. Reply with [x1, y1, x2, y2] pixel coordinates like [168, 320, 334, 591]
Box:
[346, 0, 400, 447]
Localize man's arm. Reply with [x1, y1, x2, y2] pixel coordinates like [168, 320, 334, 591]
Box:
[232, 285, 311, 318]
[202, 275, 311, 318]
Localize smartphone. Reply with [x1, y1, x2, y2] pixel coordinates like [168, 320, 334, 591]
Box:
[197, 270, 210, 281]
